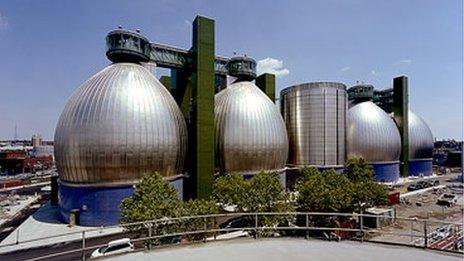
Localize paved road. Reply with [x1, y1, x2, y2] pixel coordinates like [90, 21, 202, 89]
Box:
[0, 231, 137, 261]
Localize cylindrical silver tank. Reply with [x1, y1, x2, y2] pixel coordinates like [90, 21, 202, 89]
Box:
[54, 63, 187, 185]
[215, 81, 288, 174]
[280, 82, 347, 167]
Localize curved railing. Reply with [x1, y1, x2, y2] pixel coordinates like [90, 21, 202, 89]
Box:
[1, 212, 462, 261]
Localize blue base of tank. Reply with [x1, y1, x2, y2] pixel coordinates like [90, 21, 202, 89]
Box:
[408, 160, 432, 176]
[59, 177, 184, 227]
[371, 163, 399, 183]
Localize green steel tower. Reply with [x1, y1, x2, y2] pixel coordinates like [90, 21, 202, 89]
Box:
[393, 76, 409, 177]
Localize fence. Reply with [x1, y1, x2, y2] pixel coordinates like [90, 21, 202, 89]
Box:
[0, 212, 462, 261]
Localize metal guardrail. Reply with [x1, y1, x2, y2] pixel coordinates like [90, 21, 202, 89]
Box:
[1, 212, 463, 261]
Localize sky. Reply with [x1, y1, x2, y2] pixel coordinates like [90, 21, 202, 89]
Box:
[0, 0, 462, 140]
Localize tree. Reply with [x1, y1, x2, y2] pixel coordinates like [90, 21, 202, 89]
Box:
[344, 158, 388, 209]
[120, 172, 182, 225]
[344, 158, 375, 182]
[212, 172, 294, 233]
[120, 172, 221, 244]
[296, 168, 353, 213]
[212, 173, 249, 210]
[180, 199, 219, 241]
[119, 172, 183, 245]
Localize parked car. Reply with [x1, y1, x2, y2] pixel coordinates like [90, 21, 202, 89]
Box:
[407, 182, 424, 191]
[437, 194, 458, 207]
[219, 216, 248, 229]
[91, 238, 134, 258]
[454, 238, 463, 251]
[435, 226, 452, 239]
[427, 179, 440, 187]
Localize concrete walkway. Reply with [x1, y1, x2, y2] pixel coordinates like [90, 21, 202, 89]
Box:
[109, 238, 462, 261]
[0, 195, 40, 226]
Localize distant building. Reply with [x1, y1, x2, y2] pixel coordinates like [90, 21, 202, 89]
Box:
[32, 134, 42, 148]
[0, 149, 53, 175]
[433, 140, 463, 167]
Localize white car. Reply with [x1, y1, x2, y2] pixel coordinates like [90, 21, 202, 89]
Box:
[91, 238, 134, 258]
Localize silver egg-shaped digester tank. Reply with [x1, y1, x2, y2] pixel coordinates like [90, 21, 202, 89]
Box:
[54, 29, 188, 226]
[408, 110, 433, 176]
[346, 101, 401, 182]
[215, 57, 288, 175]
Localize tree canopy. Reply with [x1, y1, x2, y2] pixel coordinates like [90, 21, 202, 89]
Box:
[120, 172, 182, 224]
[296, 159, 388, 213]
[296, 167, 353, 212]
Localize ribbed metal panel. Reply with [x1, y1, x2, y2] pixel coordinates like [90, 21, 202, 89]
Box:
[346, 101, 401, 163]
[409, 110, 433, 160]
[280, 82, 347, 166]
[54, 63, 187, 185]
[215, 81, 288, 173]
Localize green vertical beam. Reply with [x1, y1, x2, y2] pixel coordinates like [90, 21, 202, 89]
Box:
[190, 16, 215, 199]
[171, 69, 192, 119]
[159, 76, 172, 92]
[255, 73, 276, 102]
[393, 76, 409, 177]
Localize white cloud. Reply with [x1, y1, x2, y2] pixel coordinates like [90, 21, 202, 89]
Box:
[371, 70, 378, 76]
[0, 12, 8, 30]
[257, 58, 289, 77]
[398, 59, 412, 65]
[340, 66, 351, 72]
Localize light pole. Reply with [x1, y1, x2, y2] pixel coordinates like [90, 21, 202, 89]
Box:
[357, 201, 366, 242]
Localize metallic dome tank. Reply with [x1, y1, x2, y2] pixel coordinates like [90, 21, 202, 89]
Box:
[280, 82, 347, 171]
[347, 101, 401, 182]
[54, 63, 187, 226]
[408, 110, 433, 176]
[215, 81, 288, 175]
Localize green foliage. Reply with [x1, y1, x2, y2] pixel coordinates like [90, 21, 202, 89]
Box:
[296, 159, 388, 213]
[345, 157, 388, 209]
[213, 172, 293, 213]
[344, 158, 375, 182]
[179, 199, 219, 241]
[212, 173, 249, 209]
[296, 168, 353, 212]
[120, 173, 220, 244]
[119, 172, 182, 225]
[213, 172, 295, 232]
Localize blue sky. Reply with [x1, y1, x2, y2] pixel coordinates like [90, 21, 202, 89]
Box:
[0, 0, 462, 140]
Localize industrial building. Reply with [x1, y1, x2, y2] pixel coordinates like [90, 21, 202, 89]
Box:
[53, 15, 434, 226]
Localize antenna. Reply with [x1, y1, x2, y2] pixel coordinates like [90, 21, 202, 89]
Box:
[14, 124, 18, 141]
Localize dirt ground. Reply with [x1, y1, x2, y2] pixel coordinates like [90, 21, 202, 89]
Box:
[368, 173, 463, 249]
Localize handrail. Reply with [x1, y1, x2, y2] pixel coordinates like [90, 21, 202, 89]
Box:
[1, 212, 462, 260]
[1, 211, 461, 248]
